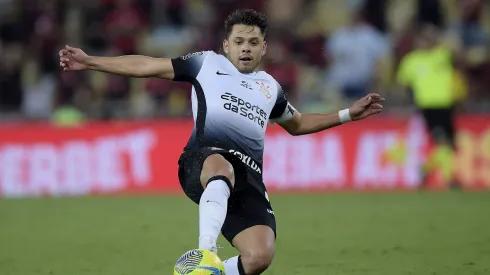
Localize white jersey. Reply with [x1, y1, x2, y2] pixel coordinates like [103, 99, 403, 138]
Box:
[171, 51, 294, 176]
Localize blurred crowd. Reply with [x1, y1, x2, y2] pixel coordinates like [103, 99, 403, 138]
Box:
[0, 0, 489, 123]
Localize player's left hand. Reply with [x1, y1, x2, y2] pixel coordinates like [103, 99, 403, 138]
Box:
[349, 93, 385, 121]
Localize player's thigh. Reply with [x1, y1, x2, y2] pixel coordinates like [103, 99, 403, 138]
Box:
[439, 108, 456, 147]
[233, 225, 276, 274]
[423, 108, 455, 144]
[421, 109, 438, 134]
[200, 152, 235, 189]
[177, 147, 242, 203]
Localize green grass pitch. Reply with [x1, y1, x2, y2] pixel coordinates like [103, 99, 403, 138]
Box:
[1, 192, 490, 275]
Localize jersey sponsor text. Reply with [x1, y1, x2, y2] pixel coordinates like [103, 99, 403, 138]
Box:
[229, 149, 262, 174]
[221, 92, 268, 128]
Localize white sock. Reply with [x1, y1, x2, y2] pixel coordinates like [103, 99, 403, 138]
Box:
[198, 179, 230, 251]
[223, 256, 240, 275]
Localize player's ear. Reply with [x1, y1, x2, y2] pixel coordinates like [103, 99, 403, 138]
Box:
[261, 40, 267, 57]
[223, 39, 229, 55]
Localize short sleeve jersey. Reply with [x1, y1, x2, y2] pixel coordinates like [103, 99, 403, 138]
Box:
[396, 46, 454, 108]
[171, 51, 295, 175]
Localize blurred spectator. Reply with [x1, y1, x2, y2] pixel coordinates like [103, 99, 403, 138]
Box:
[0, 42, 24, 113]
[324, 10, 390, 101]
[0, 0, 490, 121]
[362, 0, 389, 34]
[21, 57, 56, 119]
[104, 0, 146, 55]
[416, 0, 445, 28]
[457, 0, 487, 47]
[51, 101, 86, 126]
[264, 39, 299, 104]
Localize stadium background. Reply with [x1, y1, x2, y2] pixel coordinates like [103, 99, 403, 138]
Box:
[1, 0, 490, 274]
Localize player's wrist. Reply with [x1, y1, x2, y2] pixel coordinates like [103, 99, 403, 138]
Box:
[338, 108, 352, 124]
[85, 56, 97, 70]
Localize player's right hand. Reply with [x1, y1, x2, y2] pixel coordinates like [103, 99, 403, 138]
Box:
[59, 45, 90, 72]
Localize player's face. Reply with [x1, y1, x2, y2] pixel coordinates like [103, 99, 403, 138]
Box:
[416, 25, 439, 49]
[223, 24, 267, 74]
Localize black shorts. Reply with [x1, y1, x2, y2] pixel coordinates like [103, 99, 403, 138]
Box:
[177, 147, 276, 244]
[421, 108, 456, 148]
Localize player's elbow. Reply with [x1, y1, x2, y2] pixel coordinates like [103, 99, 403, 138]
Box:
[288, 128, 302, 136]
[279, 115, 303, 136]
[287, 122, 305, 136]
[281, 125, 301, 136]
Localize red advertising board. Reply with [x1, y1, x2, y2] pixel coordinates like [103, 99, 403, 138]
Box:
[0, 115, 489, 197]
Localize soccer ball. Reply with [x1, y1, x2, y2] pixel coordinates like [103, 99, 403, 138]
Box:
[174, 249, 225, 275]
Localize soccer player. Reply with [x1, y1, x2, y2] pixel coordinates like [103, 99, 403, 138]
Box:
[59, 9, 385, 275]
[396, 24, 462, 188]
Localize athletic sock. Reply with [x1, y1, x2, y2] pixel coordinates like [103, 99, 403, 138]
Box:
[223, 256, 239, 275]
[223, 256, 245, 275]
[198, 179, 230, 252]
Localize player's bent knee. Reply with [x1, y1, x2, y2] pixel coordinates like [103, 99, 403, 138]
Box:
[240, 248, 275, 274]
[200, 153, 235, 189]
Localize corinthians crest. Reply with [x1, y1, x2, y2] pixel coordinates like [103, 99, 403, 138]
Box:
[255, 81, 273, 102]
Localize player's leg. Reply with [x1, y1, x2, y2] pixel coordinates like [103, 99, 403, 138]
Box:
[223, 225, 275, 275]
[441, 107, 456, 149]
[438, 107, 459, 188]
[420, 108, 438, 187]
[197, 153, 236, 252]
[422, 108, 458, 187]
[220, 187, 277, 275]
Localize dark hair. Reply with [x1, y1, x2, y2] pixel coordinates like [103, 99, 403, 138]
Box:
[224, 9, 268, 38]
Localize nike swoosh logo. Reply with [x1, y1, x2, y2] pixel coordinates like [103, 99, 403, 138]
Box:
[195, 266, 222, 274]
[207, 200, 221, 205]
[216, 71, 230, 76]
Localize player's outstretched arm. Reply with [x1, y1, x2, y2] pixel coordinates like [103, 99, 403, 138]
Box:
[278, 93, 385, 136]
[59, 45, 175, 80]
